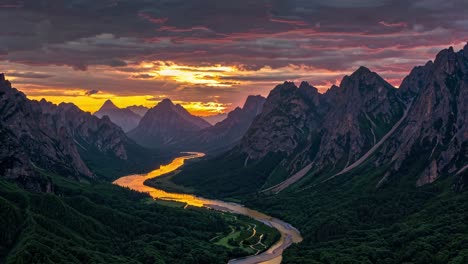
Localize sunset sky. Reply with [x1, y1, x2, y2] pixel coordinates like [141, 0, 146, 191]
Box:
[0, 0, 466, 115]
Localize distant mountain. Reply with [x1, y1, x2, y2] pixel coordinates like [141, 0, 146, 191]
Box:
[0, 75, 165, 190]
[94, 100, 142, 132]
[171, 44, 468, 197]
[174, 95, 265, 153]
[127, 105, 149, 117]
[127, 99, 211, 147]
[202, 113, 228, 125]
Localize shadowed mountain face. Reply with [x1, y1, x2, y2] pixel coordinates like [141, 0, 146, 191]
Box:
[173, 95, 266, 153]
[201, 113, 228, 125]
[172, 45, 468, 198]
[126, 105, 149, 117]
[94, 100, 142, 132]
[127, 99, 211, 148]
[0, 75, 164, 190]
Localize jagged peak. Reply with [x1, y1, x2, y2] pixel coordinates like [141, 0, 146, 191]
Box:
[271, 81, 298, 94]
[298, 81, 318, 91]
[157, 98, 175, 108]
[330, 84, 339, 90]
[340, 66, 385, 85]
[58, 102, 82, 112]
[229, 106, 243, 115]
[99, 99, 119, 111]
[243, 95, 265, 107]
[434, 46, 457, 64]
[350, 66, 373, 77]
[0, 73, 12, 89]
[299, 81, 311, 88]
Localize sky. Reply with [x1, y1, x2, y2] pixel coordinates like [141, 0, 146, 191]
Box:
[0, 0, 467, 115]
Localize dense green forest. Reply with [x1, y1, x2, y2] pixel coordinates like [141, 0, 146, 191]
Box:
[169, 151, 468, 263]
[0, 171, 278, 264]
[168, 151, 286, 198]
[242, 165, 468, 263]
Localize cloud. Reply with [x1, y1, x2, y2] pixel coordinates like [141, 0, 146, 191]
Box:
[1, 0, 467, 113]
[131, 73, 155, 79]
[6, 71, 54, 79]
[85, 89, 99, 96]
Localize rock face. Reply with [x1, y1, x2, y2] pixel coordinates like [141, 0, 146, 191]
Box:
[176, 95, 266, 153]
[241, 82, 323, 162]
[128, 99, 211, 147]
[0, 75, 140, 190]
[315, 67, 405, 172]
[94, 100, 142, 132]
[377, 45, 468, 187]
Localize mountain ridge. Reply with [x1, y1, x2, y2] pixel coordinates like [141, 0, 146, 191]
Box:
[170, 44, 468, 198]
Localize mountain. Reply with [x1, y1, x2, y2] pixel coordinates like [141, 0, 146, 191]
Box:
[375, 46, 468, 188]
[173, 95, 266, 153]
[127, 105, 149, 117]
[94, 100, 142, 132]
[0, 74, 166, 190]
[171, 44, 467, 198]
[127, 99, 211, 147]
[202, 113, 228, 125]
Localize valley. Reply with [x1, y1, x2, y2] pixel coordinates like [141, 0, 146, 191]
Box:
[113, 152, 303, 264]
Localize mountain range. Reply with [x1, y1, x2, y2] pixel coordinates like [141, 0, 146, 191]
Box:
[0, 75, 167, 190]
[171, 44, 468, 197]
[127, 96, 265, 152]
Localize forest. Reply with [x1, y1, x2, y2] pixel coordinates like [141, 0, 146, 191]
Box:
[0, 170, 277, 264]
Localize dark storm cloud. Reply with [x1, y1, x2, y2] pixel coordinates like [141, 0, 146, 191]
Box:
[85, 89, 99, 96]
[0, 0, 466, 92]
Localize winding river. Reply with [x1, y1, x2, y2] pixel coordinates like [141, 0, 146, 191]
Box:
[113, 152, 302, 264]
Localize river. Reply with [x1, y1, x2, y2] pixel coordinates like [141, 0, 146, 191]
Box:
[113, 152, 302, 264]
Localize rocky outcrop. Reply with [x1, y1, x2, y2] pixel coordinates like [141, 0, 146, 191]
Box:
[128, 99, 211, 147]
[94, 100, 142, 132]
